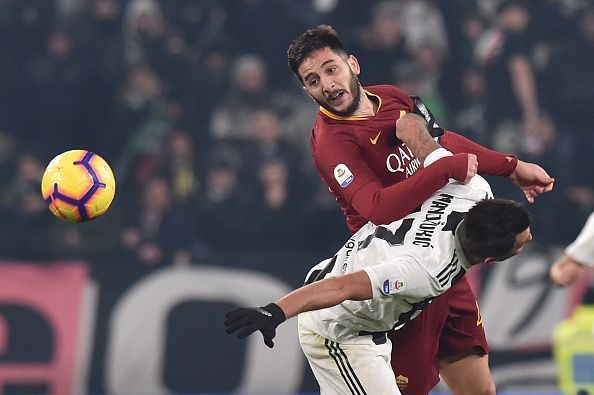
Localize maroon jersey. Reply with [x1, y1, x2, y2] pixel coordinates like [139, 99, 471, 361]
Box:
[311, 84, 517, 233]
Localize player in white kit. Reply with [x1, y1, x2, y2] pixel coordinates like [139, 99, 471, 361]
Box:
[550, 211, 594, 286]
[225, 149, 533, 394]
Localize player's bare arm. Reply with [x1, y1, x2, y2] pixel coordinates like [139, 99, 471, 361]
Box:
[276, 270, 373, 319]
[224, 270, 373, 348]
[395, 113, 441, 163]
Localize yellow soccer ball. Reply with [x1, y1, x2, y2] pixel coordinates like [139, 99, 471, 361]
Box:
[41, 150, 116, 222]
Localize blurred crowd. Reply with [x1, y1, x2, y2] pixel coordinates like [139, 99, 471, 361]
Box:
[0, 0, 592, 269]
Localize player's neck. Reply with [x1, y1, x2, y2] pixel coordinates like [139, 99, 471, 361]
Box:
[351, 90, 378, 117]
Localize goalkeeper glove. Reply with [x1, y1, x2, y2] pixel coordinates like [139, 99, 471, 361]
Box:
[224, 303, 286, 348]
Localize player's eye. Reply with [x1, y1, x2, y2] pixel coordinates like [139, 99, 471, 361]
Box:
[308, 78, 319, 87]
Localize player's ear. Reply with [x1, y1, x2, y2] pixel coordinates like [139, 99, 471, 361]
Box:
[483, 257, 498, 265]
[303, 86, 317, 102]
[347, 55, 361, 76]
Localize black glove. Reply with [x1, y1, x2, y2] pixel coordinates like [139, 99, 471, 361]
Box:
[224, 303, 286, 348]
[411, 96, 445, 138]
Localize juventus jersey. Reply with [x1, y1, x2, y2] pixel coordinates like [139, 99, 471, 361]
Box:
[566, 211, 594, 267]
[301, 168, 493, 343]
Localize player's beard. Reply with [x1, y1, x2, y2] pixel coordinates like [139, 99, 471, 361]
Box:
[316, 70, 362, 117]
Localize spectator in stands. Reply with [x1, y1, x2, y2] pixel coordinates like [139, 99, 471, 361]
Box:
[110, 63, 174, 183]
[163, 130, 202, 207]
[196, 145, 253, 253]
[120, 175, 194, 267]
[476, 0, 543, 149]
[348, 1, 409, 85]
[0, 152, 53, 260]
[251, 157, 304, 251]
[546, 5, 594, 172]
[452, 66, 489, 145]
[25, 28, 92, 153]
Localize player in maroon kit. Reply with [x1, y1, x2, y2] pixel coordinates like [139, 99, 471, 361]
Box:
[287, 25, 554, 395]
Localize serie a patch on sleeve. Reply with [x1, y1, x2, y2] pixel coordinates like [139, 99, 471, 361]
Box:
[334, 163, 354, 187]
[382, 278, 405, 295]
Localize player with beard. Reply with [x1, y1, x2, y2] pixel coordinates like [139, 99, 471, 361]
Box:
[286, 25, 554, 395]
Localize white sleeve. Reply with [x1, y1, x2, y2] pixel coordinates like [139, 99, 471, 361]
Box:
[565, 211, 594, 267]
[424, 148, 453, 167]
[362, 260, 438, 300]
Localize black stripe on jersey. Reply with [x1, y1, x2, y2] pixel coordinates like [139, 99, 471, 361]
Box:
[325, 339, 368, 395]
[451, 267, 467, 285]
[304, 255, 338, 285]
[437, 253, 457, 280]
[438, 257, 459, 287]
[437, 254, 459, 286]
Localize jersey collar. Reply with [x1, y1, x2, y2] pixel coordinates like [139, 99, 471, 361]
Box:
[454, 222, 473, 270]
[318, 89, 382, 121]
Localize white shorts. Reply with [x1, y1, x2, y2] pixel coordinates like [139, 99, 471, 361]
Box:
[298, 313, 401, 395]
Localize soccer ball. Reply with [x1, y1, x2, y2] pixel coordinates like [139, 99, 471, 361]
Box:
[41, 150, 116, 222]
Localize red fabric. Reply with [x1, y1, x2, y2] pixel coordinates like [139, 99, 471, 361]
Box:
[311, 84, 499, 395]
[441, 131, 518, 176]
[388, 278, 489, 395]
[312, 85, 517, 234]
[350, 154, 469, 229]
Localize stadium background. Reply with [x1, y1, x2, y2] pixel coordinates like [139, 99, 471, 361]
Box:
[0, 0, 593, 394]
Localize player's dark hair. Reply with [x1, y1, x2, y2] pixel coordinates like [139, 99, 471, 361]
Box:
[459, 198, 531, 260]
[287, 24, 348, 83]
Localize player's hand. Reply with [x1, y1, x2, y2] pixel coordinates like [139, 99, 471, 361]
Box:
[465, 154, 478, 184]
[224, 303, 286, 348]
[509, 160, 554, 203]
[550, 255, 586, 286]
[437, 153, 477, 184]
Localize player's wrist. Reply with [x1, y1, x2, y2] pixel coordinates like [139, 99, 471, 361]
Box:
[505, 155, 519, 177]
[264, 303, 287, 325]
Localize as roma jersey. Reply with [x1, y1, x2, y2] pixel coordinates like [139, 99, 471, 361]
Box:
[312, 85, 421, 232]
[311, 84, 516, 233]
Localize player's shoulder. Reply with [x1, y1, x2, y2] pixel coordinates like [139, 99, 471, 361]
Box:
[312, 112, 359, 149]
[364, 84, 411, 102]
[439, 175, 494, 204]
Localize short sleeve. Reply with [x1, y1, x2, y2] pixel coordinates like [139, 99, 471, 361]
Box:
[362, 260, 437, 301]
[565, 212, 594, 267]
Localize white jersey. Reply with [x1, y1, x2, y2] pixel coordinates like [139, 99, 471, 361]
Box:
[301, 174, 493, 343]
[566, 211, 594, 267]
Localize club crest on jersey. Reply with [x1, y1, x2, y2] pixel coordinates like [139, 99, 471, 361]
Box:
[334, 163, 354, 188]
[382, 279, 405, 294]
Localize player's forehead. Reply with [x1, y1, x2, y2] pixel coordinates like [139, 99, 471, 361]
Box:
[298, 47, 345, 78]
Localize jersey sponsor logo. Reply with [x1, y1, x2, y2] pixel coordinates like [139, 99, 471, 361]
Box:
[370, 131, 381, 145]
[333, 163, 354, 188]
[341, 239, 356, 273]
[382, 278, 404, 294]
[386, 145, 421, 177]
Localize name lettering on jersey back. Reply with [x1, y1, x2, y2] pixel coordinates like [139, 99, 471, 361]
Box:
[342, 238, 356, 273]
[386, 145, 421, 177]
[413, 193, 454, 248]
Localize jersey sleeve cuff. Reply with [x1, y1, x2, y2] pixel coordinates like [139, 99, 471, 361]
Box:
[361, 267, 381, 300]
